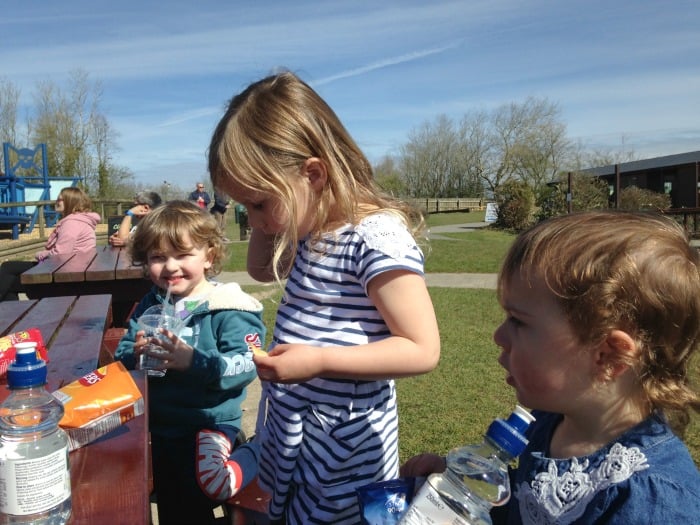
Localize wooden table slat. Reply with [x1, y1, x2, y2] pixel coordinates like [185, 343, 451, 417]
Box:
[54, 250, 99, 284]
[86, 245, 118, 281]
[115, 248, 144, 280]
[0, 300, 36, 334]
[20, 253, 74, 285]
[10, 296, 77, 354]
[45, 295, 112, 390]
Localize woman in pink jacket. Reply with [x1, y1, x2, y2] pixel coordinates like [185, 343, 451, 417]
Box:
[0, 187, 101, 300]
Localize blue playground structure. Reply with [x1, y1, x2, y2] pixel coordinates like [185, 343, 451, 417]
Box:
[1, 142, 80, 239]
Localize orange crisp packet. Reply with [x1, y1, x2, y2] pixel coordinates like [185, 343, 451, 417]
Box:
[52, 361, 144, 451]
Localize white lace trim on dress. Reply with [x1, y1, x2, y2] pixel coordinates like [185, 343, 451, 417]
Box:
[517, 442, 649, 525]
[356, 214, 415, 259]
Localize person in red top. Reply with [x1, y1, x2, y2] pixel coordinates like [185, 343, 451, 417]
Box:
[0, 186, 101, 300]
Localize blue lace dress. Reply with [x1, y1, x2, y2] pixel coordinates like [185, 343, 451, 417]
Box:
[494, 410, 700, 524]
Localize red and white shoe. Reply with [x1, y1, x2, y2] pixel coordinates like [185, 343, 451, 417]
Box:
[196, 430, 242, 501]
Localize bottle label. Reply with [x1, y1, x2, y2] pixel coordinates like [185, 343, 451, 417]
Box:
[0, 446, 71, 515]
[398, 481, 470, 525]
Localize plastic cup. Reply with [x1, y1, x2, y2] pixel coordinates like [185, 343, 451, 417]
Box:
[136, 313, 185, 377]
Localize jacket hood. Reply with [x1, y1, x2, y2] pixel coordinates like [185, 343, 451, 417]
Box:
[151, 281, 263, 316]
[63, 211, 101, 228]
[207, 281, 263, 313]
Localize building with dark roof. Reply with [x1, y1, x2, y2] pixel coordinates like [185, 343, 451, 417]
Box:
[582, 151, 700, 209]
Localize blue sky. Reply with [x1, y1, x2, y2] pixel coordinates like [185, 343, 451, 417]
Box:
[3, 0, 699, 190]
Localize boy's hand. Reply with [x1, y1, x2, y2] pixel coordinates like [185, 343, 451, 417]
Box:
[146, 327, 194, 370]
[399, 453, 446, 477]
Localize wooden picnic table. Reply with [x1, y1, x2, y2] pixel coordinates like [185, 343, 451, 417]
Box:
[0, 295, 152, 525]
[20, 245, 152, 327]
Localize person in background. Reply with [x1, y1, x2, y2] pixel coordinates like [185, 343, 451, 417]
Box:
[401, 210, 700, 523]
[210, 190, 231, 242]
[208, 71, 440, 524]
[108, 191, 162, 247]
[0, 186, 100, 301]
[188, 182, 211, 209]
[114, 200, 265, 525]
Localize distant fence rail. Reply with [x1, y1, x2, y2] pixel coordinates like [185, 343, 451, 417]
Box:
[407, 198, 487, 214]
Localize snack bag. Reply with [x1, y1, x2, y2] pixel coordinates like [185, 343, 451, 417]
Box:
[356, 478, 415, 524]
[52, 361, 144, 451]
[0, 328, 49, 378]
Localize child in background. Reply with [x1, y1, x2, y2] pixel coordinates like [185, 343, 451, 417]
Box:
[402, 210, 700, 523]
[208, 71, 441, 524]
[114, 200, 266, 525]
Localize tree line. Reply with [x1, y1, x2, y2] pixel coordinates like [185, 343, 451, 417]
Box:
[2, 70, 640, 212]
[1, 70, 137, 199]
[374, 96, 638, 200]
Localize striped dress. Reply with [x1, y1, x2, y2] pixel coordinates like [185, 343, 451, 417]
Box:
[255, 212, 425, 524]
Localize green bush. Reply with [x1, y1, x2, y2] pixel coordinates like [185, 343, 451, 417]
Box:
[619, 186, 671, 211]
[494, 180, 535, 231]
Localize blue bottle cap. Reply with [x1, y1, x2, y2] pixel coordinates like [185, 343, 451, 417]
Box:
[7, 342, 47, 388]
[486, 405, 536, 458]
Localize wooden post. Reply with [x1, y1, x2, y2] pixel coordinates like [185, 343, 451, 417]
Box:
[38, 207, 45, 237]
[615, 164, 621, 209]
[695, 161, 700, 208]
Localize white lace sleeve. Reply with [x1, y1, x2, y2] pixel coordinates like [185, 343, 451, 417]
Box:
[355, 213, 417, 259]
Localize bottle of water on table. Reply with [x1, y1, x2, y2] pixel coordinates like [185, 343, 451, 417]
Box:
[0, 342, 72, 524]
[399, 405, 534, 525]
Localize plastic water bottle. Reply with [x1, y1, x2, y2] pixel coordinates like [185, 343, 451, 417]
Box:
[399, 406, 535, 525]
[0, 342, 72, 524]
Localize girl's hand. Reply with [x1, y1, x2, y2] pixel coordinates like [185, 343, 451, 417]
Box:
[399, 453, 446, 477]
[253, 344, 324, 383]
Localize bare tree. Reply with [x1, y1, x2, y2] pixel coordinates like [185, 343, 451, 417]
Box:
[0, 79, 21, 171]
[400, 114, 480, 197]
[485, 97, 570, 195]
[373, 155, 406, 196]
[28, 69, 117, 194]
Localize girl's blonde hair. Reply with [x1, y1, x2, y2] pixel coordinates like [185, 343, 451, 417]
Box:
[59, 187, 93, 216]
[499, 210, 700, 433]
[208, 70, 425, 281]
[128, 200, 225, 278]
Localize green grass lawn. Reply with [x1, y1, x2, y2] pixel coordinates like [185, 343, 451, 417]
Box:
[235, 211, 700, 466]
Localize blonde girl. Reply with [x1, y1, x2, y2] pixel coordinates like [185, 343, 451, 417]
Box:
[209, 71, 440, 524]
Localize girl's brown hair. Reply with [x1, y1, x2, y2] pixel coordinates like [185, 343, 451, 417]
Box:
[208, 71, 425, 281]
[499, 210, 700, 433]
[128, 200, 225, 278]
[59, 187, 93, 216]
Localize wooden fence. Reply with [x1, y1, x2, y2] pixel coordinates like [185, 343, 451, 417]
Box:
[1, 197, 488, 259]
[407, 198, 486, 214]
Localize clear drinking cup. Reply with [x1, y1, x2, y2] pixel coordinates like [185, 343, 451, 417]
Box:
[136, 313, 184, 377]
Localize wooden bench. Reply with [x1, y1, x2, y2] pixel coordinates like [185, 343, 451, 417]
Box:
[226, 477, 271, 524]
